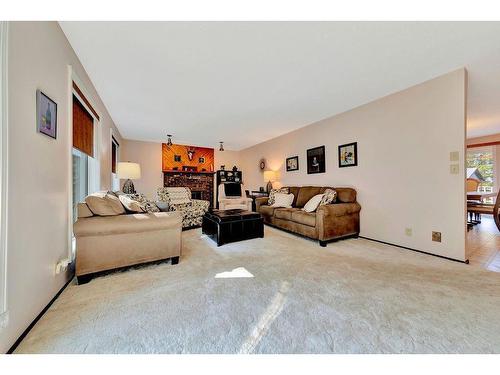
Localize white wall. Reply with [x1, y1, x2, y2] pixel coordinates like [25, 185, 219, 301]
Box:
[240, 69, 467, 261]
[121, 140, 163, 200]
[0, 21, 123, 353]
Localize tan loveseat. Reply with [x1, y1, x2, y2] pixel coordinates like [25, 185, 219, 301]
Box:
[74, 202, 182, 284]
[256, 186, 360, 246]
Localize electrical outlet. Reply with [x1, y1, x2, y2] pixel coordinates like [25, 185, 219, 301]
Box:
[450, 164, 459, 174]
[432, 231, 442, 242]
[405, 228, 412, 236]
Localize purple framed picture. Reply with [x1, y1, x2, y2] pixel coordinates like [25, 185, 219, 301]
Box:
[36, 90, 57, 139]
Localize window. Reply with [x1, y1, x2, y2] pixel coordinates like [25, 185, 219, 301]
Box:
[72, 87, 99, 220]
[72, 148, 88, 222]
[467, 146, 496, 203]
[111, 136, 120, 191]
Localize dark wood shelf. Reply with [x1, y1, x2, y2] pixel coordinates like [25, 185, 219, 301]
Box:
[163, 170, 215, 175]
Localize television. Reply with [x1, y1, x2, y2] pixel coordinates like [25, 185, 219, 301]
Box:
[224, 183, 241, 197]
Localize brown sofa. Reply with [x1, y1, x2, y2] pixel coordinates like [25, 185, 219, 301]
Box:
[74, 202, 182, 284]
[256, 186, 360, 246]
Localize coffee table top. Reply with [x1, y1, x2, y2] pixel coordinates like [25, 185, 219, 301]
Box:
[205, 209, 261, 222]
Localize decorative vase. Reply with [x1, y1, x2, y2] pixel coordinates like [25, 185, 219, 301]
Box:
[232, 165, 238, 172]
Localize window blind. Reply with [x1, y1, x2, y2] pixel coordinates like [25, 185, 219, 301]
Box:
[72, 95, 94, 157]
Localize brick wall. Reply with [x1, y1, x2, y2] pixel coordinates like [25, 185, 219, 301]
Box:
[163, 172, 214, 207]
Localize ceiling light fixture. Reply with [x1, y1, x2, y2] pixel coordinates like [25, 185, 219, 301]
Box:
[166, 134, 173, 146]
[219, 141, 224, 151]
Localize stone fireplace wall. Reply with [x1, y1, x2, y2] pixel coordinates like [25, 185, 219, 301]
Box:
[163, 172, 214, 207]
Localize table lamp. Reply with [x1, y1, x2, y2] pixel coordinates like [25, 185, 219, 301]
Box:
[263, 170, 276, 193]
[117, 162, 141, 194]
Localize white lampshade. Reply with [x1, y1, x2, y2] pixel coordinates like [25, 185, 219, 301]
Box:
[117, 162, 141, 180]
[263, 170, 276, 182]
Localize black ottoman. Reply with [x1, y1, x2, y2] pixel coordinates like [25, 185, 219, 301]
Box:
[202, 209, 264, 246]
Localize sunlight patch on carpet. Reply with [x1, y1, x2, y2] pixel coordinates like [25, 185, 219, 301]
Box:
[239, 281, 291, 354]
[215, 267, 254, 279]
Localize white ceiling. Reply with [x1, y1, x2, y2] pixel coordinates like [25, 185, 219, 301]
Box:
[60, 22, 500, 149]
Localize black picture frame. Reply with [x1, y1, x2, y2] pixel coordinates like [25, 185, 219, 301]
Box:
[338, 142, 358, 168]
[286, 156, 299, 172]
[36, 90, 57, 139]
[306, 146, 326, 174]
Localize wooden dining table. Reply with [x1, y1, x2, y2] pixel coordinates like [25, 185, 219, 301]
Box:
[467, 191, 497, 201]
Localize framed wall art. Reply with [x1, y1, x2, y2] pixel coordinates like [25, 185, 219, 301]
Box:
[286, 156, 299, 172]
[307, 146, 325, 174]
[338, 142, 358, 168]
[36, 90, 57, 139]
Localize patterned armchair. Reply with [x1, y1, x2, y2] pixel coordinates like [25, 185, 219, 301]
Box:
[157, 187, 210, 229]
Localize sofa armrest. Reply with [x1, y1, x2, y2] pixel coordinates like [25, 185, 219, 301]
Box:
[316, 202, 361, 217]
[316, 202, 361, 242]
[255, 197, 269, 212]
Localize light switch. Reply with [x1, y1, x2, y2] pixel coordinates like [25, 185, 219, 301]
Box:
[450, 151, 459, 162]
[450, 164, 459, 174]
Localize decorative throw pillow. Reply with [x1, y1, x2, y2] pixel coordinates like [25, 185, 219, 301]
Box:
[85, 191, 126, 216]
[268, 187, 289, 206]
[320, 188, 337, 206]
[126, 193, 160, 213]
[119, 194, 146, 213]
[302, 194, 324, 213]
[270, 193, 294, 208]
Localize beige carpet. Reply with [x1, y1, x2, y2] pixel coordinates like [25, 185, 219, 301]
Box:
[15, 226, 500, 353]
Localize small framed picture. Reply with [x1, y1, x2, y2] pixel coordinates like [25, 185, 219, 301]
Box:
[338, 142, 358, 168]
[286, 156, 299, 172]
[174, 155, 181, 162]
[36, 90, 57, 139]
[199, 157, 205, 163]
[307, 146, 326, 174]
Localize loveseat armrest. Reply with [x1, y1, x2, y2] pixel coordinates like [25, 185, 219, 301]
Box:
[255, 197, 269, 212]
[316, 202, 361, 217]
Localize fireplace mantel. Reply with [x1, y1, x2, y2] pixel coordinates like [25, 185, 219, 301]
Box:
[163, 170, 215, 176]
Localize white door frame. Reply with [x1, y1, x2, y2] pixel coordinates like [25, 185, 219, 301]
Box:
[67, 66, 101, 261]
[0, 21, 9, 324]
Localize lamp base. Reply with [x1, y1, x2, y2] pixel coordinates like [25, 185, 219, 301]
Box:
[123, 179, 136, 194]
[266, 180, 273, 193]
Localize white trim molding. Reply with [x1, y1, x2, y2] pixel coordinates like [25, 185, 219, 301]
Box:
[0, 21, 9, 317]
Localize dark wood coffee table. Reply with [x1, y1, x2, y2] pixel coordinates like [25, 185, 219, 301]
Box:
[202, 209, 264, 246]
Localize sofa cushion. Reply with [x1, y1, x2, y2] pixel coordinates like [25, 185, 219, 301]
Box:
[74, 211, 182, 237]
[271, 193, 294, 208]
[333, 188, 357, 203]
[268, 187, 289, 206]
[291, 210, 317, 227]
[302, 194, 324, 213]
[319, 188, 336, 206]
[77, 202, 94, 218]
[274, 207, 299, 220]
[296, 186, 323, 207]
[259, 205, 276, 218]
[85, 191, 126, 216]
[119, 194, 146, 213]
[288, 187, 300, 206]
